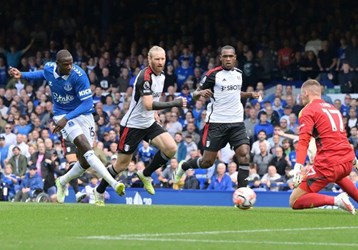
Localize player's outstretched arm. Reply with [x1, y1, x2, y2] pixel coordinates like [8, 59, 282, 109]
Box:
[9, 67, 45, 80]
[142, 95, 187, 111]
[241, 91, 260, 99]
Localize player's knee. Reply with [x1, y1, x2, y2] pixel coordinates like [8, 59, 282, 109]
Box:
[289, 196, 296, 209]
[164, 144, 177, 158]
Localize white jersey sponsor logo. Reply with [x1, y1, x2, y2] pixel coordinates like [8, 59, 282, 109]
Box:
[206, 69, 244, 123]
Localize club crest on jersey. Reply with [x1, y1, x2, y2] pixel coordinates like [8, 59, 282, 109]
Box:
[124, 144, 130, 152]
[64, 82, 72, 91]
[206, 140, 210, 147]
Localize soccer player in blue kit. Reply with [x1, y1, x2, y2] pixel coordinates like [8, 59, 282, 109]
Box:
[9, 49, 125, 203]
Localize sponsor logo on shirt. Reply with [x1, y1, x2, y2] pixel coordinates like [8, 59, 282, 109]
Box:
[124, 144, 130, 152]
[79, 88, 92, 97]
[53, 92, 75, 104]
[221, 84, 241, 91]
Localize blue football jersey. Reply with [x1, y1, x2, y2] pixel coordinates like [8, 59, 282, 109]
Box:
[23, 62, 94, 116]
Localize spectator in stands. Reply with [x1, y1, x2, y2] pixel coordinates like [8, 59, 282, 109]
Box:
[1, 123, 16, 147]
[272, 97, 284, 117]
[260, 165, 283, 191]
[338, 63, 355, 94]
[0, 39, 34, 68]
[341, 94, 352, 117]
[251, 130, 271, 156]
[348, 108, 358, 129]
[244, 107, 258, 144]
[279, 117, 294, 135]
[269, 146, 290, 176]
[137, 140, 156, 167]
[1, 164, 18, 200]
[345, 35, 358, 72]
[116, 67, 130, 93]
[253, 141, 273, 177]
[118, 160, 137, 188]
[262, 102, 280, 127]
[182, 122, 200, 145]
[278, 39, 294, 80]
[192, 99, 205, 127]
[165, 111, 183, 138]
[14, 165, 43, 202]
[349, 127, 358, 149]
[207, 162, 233, 191]
[173, 132, 187, 162]
[247, 164, 261, 189]
[183, 168, 200, 190]
[175, 58, 194, 91]
[254, 111, 274, 140]
[336, 38, 348, 71]
[164, 64, 177, 92]
[317, 40, 337, 79]
[0, 135, 9, 168]
[8, 134, 30, 158]
[281, 138, 293, 160]
[304, 30, 322, 56]
[178, 84, 193, 107]
[183, 134, 198, 160]
[319, 85, 333, 104]
[227, 161, 238, 188]
[159, 158, 179, 189]
[300, 50, 319, 80]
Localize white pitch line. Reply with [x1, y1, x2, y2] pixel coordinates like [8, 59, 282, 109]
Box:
[85, 226, 358, 238]
[83, 236, 358, 247]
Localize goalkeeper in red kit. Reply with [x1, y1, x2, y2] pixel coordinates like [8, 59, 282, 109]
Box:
[289, 79, 358, 215]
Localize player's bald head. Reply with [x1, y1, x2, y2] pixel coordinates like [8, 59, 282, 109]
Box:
[56, 49, 72, 62]
[301, 80, 321, 96]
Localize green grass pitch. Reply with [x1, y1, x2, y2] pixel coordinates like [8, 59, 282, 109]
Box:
[0, 203, 357, 250]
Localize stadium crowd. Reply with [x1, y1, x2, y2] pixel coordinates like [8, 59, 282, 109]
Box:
[0, 0, 357, 202]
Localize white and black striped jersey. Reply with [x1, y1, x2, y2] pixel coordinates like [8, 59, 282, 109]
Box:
[121, 67, 165, 129]
[200, 66, 244, 123]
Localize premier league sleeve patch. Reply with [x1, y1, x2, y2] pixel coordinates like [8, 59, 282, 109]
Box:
[142, 81, 152, 94]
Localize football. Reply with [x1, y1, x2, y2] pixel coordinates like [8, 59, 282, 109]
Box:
[232, 187, 256, 209]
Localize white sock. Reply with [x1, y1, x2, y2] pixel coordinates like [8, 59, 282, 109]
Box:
[59, 162, 85, 186]
[84, 150, 117, 188]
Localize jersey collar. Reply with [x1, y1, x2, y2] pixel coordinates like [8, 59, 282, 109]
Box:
[53, 64, 70, 80]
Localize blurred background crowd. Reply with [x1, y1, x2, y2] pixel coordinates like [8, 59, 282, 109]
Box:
[0, 0, 357, 202]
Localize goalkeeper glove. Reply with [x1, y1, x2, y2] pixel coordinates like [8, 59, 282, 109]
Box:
[353, 158, 358, 172]
[291, 163, 304, 188]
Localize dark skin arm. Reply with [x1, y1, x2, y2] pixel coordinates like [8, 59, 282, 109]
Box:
[241, 92, 260, 99]
[193, 88, 213, 100]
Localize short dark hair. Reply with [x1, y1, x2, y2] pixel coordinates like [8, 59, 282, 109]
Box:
[221, 45, 235, 54]
[56, 49, 72, 62]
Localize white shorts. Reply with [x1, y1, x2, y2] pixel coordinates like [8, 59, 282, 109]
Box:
[53, 114, 96, 147]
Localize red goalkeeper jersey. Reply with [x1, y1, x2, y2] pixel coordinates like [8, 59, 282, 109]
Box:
[296, 99, 354, 168]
